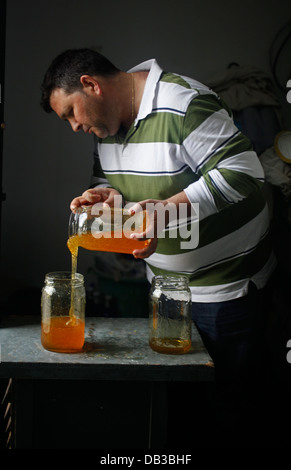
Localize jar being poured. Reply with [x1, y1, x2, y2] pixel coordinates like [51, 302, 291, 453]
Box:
[67, 203, 149, 276]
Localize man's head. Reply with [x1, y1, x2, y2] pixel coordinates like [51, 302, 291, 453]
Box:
[40, 48, 120, 113]
[40, 48, 128, 138]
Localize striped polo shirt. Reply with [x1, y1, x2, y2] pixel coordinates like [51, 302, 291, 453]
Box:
[91, 59, 276, 302]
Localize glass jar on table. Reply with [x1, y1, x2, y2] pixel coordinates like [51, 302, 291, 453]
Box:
[149, 275, 192, 354]
[41, 271, 86, 353]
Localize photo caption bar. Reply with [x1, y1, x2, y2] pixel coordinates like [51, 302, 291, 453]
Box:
[99, 453, 192, 467]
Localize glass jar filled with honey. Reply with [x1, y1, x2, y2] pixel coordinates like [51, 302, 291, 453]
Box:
[149, 275, 192, 354]
[41, 271, 86, 353]
[67, 203, 149, 258]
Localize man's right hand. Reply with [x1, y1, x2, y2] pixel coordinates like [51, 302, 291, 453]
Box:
[70, 187, 121, 212]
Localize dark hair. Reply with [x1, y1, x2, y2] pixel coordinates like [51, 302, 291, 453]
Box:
[40, 48, 120, 112]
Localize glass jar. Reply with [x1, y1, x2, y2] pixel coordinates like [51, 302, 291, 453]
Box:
[67, 203, 149, 256]
[41, 271, 86, 353]
[149, 275, 192, 354]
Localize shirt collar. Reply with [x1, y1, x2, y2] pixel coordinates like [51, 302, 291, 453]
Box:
[127, 59, 163, 121]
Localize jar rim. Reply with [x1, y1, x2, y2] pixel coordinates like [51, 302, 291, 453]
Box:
[152, 274, 189, 287]
[44, 271, 84, 285]
[75, 204, 132, 216]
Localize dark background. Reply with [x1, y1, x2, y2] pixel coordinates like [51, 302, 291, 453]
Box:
[1, 0, 290, 313]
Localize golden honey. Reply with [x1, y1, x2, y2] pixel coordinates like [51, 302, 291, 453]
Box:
[149, 337, 191, 354]
[67, 230, 149, 257]
[41, 207, 149, 353]
[41, 316, 85, 353]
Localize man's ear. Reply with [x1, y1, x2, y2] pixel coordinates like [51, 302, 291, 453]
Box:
[80, 75, 102, 95]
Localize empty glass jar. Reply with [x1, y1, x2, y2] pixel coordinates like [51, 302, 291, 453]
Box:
[149, 275, 192, 354]
[41, 271, 86, 353]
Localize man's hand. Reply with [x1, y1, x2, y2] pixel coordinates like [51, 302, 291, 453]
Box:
[70, 188, 121, 212]
[129, 191, 192, 259]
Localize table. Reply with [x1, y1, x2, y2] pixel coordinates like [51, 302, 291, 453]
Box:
[0, 315, 214, 449]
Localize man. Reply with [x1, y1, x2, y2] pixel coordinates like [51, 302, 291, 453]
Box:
[41, 49, 276, 441]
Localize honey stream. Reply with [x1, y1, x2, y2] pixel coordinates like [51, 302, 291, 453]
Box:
[67, 231, 149, 320]
[68, 241, 78, 325]
[40, 241, 83, 351]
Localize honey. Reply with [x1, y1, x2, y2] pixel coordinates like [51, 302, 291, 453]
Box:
[67, 231, 149, 257]
[41, 207, 149, 353]
[41, 316, 85, 352]
[149, 337, 191, 354]
[67, 205, 149, 259]
[66, 231, 149, 323]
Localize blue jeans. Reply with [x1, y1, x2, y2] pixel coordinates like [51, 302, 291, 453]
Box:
[192, 282, 266, 436]
[192, 282, 264, 379]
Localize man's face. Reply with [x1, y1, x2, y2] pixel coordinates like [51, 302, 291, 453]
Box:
[50, 87, 119, 139]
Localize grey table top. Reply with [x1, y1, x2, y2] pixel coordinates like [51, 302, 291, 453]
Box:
[0, 315, 214, 381]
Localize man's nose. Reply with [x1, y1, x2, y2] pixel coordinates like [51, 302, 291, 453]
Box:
[71, 120, 81, 132]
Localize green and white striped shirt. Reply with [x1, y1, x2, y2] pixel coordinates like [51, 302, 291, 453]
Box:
[91, 59, 276, 302]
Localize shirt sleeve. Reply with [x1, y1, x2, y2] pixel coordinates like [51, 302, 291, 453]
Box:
[181, 94, 265, 220]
